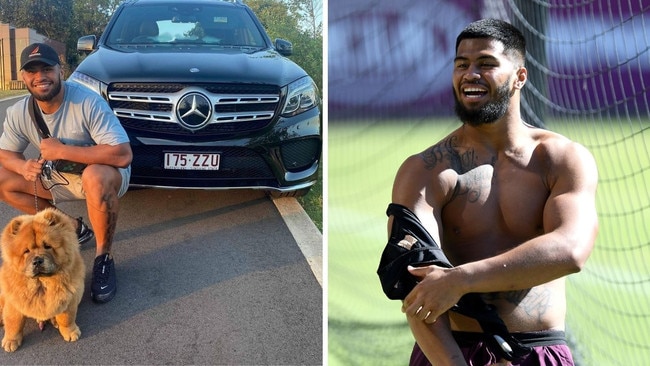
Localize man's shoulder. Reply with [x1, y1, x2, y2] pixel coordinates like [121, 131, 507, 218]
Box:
[415, 129, 465, 169]
[530, 129, 597, 188]
[6, 95, 29, 113]
[3, 96, 31, 127]
[65, 80, 89, 94]
[533, 128, 593, 162]
[394, 134, 460, 200]
[64, 81, 104, 103]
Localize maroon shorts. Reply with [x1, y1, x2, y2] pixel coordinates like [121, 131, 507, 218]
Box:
[410, 330, 575, 366]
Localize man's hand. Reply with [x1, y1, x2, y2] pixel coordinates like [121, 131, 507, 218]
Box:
[39, 138, 65, 161]
[22, 158, 45, 182]
[402, 265, 465, 324]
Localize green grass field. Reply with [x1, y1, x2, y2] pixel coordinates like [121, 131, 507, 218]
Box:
[328, 119, 650, 365]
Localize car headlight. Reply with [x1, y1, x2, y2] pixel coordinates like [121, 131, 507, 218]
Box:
[281, 76, 319, 117]
[68, 71, 107, 97]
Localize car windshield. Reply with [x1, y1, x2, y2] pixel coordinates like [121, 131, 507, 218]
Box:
[105, 3, 267, 48]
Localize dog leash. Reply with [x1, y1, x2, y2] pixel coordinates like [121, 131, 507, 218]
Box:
[34, 173, 42, 212]
[34, 180, 38, 211]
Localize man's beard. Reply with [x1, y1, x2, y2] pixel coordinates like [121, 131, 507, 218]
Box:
[29, 79, 62, 102]
[454, 82, 513, 126]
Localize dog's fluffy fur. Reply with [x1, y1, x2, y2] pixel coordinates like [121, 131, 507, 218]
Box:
[0, 208, 85, 352]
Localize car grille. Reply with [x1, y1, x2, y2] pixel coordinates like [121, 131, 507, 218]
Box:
[107, 83, 281, 136]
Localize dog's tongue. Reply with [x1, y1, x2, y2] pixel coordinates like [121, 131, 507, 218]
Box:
[38, 321, 45, 331]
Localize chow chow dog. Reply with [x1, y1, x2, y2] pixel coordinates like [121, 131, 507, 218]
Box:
[0, 208, 85, 352]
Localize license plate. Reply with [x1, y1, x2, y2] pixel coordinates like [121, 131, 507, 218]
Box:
[164, 152, 220, 170]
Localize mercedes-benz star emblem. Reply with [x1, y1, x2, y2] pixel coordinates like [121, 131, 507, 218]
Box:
[176, 92, 212, 130]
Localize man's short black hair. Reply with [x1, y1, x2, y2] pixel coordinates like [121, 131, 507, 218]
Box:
[455, 19, 526, 64]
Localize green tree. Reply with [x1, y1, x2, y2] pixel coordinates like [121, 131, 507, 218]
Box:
[0, 0, 118, 68]
[67, 0, 119, 66]
[0, 0, 72, 40]
[287, 0, 322, 38]
[247, 0, 322, 93]
[70, 0, 119, 39]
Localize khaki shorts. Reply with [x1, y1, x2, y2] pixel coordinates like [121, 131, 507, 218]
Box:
[43, 166, 131, 204]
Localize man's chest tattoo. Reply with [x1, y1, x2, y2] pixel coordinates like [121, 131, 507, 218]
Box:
[455, 166, 493, 202]
[422, 137, 497, 202]
[422, 136, 479, 173]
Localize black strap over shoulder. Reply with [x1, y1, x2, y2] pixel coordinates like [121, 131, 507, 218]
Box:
[27, 95, 52, 139]
[377, 203, 533, 362]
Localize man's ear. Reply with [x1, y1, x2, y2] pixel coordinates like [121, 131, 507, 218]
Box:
[514, 67, 527, 89]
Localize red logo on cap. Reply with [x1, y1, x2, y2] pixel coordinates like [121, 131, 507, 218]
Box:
[30, 46, 41, 58]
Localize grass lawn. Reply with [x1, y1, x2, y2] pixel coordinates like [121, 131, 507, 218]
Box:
[297, 163, 323, 232]
[328, 118, 650, 366]
[0, 90, 27, 99]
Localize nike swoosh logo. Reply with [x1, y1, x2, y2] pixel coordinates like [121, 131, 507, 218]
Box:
[100, 285, 108, 290]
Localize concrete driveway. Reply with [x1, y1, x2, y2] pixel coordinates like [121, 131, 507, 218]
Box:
[0, 96, 323, 365]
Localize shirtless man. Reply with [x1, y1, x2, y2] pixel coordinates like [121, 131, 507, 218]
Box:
[389, 19, 599, 365]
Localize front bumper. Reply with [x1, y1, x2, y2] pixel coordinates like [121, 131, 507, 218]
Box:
[126, 107, 321, 192]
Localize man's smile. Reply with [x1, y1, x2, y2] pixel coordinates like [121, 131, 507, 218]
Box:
[33, 81, 53, 90]
[461, 84, 489, 100]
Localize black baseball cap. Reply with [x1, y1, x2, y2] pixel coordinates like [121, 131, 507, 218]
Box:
[20, 43, 60, 70]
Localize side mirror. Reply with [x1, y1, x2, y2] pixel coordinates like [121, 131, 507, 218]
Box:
[275, 38, 292, 56]
[77, 35, 97, 53]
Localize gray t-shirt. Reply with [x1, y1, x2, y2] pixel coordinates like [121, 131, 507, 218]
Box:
[0, 81, 130, 153]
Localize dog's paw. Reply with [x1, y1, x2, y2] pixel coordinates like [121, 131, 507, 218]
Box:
[59, 325, 81, 342]
[2, 337, 22, 352]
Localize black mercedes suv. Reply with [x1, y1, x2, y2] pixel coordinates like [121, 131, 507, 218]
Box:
[70, 0, 321, 196]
